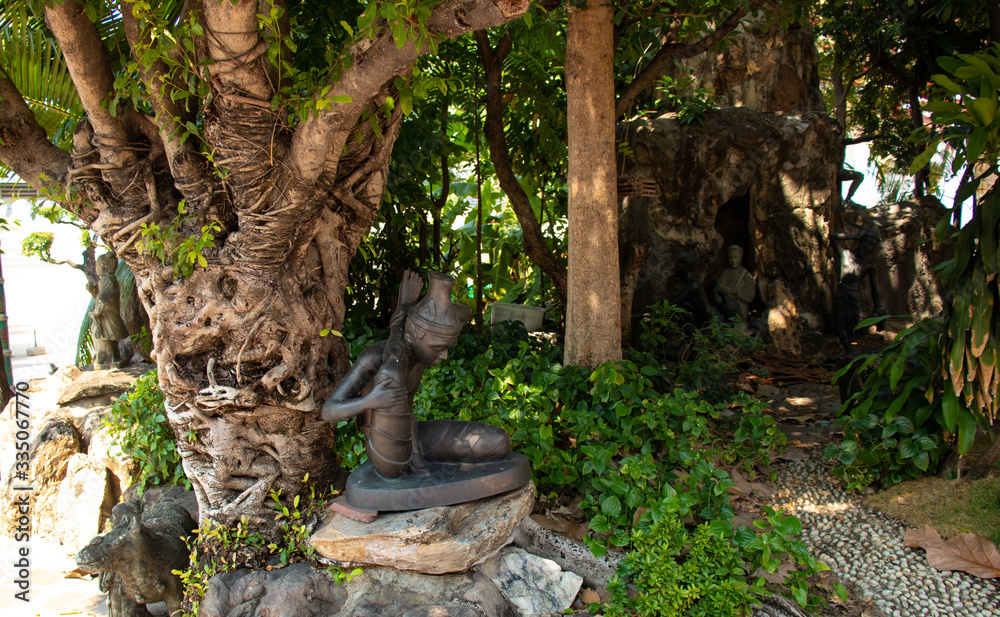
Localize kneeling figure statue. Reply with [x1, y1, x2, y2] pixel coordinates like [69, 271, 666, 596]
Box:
[322, 271, 529, 512]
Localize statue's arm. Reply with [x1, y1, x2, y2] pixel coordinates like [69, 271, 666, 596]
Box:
[321, 343, 405, 423]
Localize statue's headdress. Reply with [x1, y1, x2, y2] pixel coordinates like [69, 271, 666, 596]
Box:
[408, 272, 472, 337]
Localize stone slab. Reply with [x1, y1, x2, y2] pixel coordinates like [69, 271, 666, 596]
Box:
[310, 482, 534, 574]
[345, 451, 531, 512]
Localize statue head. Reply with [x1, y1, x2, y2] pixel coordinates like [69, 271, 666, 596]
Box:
[96, 252, 118, 276]
[404, 272, 472, 366]
[725, 245, 744, 268]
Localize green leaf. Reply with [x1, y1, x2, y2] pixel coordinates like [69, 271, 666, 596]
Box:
[941, 388, 960, 432]
[956, 408, 978, 454]
[972, 96, 998, 125]
[600, 495, 622, 519]
[909, 143, 937, 173]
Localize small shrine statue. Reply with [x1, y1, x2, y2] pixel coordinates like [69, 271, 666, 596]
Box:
[89, 252, 129, 370]
[714, 245, 756, 325]
[322, 271, 529, 512]
[832, 229, 885, 350]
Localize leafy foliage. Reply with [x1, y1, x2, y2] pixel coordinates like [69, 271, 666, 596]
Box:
[105, 370, 189, 491]
[328, 321, 825, 608]
[827, 45, 1000, 487]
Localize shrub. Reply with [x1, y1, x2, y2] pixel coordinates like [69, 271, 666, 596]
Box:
[105, 370, 189, 491]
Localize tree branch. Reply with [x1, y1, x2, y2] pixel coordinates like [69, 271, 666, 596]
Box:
[0, 68, 72, 192]
[121, 2, 217, 207]
[287, 0, 529, 187]
[204, 0, 274, 102]
[475, 29, 567, 305]
[615, 6, 751, 118]
[44, 0, 129, 144]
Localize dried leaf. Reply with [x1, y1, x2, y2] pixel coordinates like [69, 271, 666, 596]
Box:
[728, 469, 755, 498]
[63, 568, 93, 580]
[579, 588, 602, 605]
[904, 525, 1000, 578]
[753, 561, 798, 584]
[632, 506, 649, 527]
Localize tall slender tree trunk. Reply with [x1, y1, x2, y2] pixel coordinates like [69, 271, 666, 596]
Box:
[564, 2, 621, 368]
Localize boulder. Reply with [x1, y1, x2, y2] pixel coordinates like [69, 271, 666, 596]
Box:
[56, 453, 119, 552]
[200, 563, 516, 617]
[619, 109, 839, 355]
[869, 198, 952, 321]
[478, 547, 583, 616]
[1, 418, 81, 539]
[57, 364, 149, 406]
[666, 6, 825, 114]
[310, 482, 534, 575]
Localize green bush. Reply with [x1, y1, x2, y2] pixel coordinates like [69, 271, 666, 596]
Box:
[105, 370, 189, 491]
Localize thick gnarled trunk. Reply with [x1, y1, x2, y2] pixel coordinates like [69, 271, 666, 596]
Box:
[0, 0, 528, 532]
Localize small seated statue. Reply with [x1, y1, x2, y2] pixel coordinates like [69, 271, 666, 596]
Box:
[714, 245, 755, 325]
[323, 271, 527, 511]
[89, 252, 130, 370]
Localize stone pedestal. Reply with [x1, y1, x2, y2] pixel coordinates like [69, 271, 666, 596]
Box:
[310, 482, 534, 574]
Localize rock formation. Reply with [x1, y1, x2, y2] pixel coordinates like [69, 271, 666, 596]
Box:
[619, 109, 839, 354]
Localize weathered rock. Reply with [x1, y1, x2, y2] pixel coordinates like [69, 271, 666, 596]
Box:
[510, 516, 623, 593]
[57, 453, 119, 551]
[619, 109, 838, 354]
[479, 547, 583, 615]
[57, 365, 148, 405]
[310, 482, 534, 574]
[200, 563, 516, 617]
[667, 8, 825, 114]
[88, 422, 135, 489]
[1, 418, 81, 539]
[869, 197, 952, 321]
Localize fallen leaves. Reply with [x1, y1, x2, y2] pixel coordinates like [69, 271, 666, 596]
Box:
[904, 525, 1000, 579]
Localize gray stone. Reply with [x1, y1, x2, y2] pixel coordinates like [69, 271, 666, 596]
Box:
[200, 563, 516, 617]
[57, 364, 149, 405]
[310, 482, 534, 574]
[479, 547, 583, 616]
[56, 453, 118, 552]
[87, 423, 135, 489]
[510, 516, 623, 593]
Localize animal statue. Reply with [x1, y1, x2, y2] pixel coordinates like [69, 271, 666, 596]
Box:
[76, 496, 197, 617]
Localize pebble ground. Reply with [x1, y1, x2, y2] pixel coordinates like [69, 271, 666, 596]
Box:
[771, 455, 1000, 617]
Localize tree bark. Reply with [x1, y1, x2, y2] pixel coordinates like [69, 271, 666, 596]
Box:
[564, 2, 621, 369]
[1, 0, 529, 533]
[965, 428, 1000, 480]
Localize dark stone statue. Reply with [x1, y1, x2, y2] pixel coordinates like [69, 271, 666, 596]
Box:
[832, 228, 885, 349]
[76, 493, 197, 617]
[714, 245, 756, 326]
[323, 271, 529, 512]
[90, 252, 130, 370]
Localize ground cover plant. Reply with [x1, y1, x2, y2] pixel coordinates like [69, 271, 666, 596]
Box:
[105, 369, 189, 492]
[332, 311, 824, 614]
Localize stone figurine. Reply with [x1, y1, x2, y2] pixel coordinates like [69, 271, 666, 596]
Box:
[89, 252, 130, 369]
[714, 245, 756, 325]
[323, 271, 529, 512]
[76, 496, 197, 617]
[832, 229, 885, 349]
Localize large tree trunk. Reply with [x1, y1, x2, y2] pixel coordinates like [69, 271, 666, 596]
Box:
[0, 0, 527, 534]
[564, 2, 621, 368]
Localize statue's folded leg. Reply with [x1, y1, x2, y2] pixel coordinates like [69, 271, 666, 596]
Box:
[415, 419, 510, 464]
